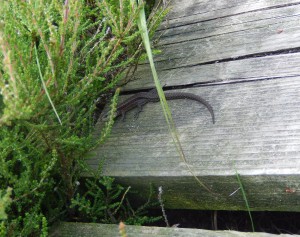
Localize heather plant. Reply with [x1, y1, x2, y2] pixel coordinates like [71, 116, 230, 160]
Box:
[70, 177, 161, 225]
[0, 0, 167, 235]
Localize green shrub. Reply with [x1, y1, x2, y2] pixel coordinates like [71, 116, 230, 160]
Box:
[0, 0, 167, 235]
[70, 177, 161, 225]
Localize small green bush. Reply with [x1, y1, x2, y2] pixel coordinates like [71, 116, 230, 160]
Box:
[0, 0, 167, 235]
[70, 177, 161, 225]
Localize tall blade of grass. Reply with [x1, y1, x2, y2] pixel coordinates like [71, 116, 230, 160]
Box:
[235, 170, 255, 232]
[34, 45, 62, 125]
[132, 0, 214, 194]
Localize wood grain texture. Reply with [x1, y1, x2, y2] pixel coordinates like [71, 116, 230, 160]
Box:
[161, 0, 300, 27]
[90, 78, 300, 176]
[126, 2, 300, 89]
[88, 77, 300, 210]
[126, 52, 300, 90]
[86, 0, 300, 211]
[52, 222, 300, 237]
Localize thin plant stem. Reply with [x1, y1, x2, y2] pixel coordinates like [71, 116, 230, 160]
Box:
[133, 0, 215, 194]
[34, 45, 62, 125]
[235, 170, 255, 232]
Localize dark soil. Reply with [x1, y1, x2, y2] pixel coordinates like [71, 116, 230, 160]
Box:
[147, 209, 300, 235]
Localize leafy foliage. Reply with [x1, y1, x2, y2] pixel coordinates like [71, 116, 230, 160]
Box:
[0, 187, 12, 221]
[0, 0, 167, 235]
[70, 177, 161, 225]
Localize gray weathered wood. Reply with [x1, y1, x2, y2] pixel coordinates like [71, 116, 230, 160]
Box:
[126, 52, 300, 90]
[86, 0, 300, 211]
[154, 10, 300, 68]
[127, 2, 300, 89]
[158, 2, 300, 45]
[88, 77, 300, 211]
[161, 0, 300, 28]
[52, 222, 300, 237]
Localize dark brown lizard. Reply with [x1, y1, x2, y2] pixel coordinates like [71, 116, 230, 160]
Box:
[100, 89, 215, 123]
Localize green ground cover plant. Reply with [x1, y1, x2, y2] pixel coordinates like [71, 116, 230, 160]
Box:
[0, 0, 167, 235]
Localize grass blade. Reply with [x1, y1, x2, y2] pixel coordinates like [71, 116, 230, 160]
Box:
[235, 170, 255, 232]
[34, 45, 62, 125]
[132, 0, 214, 194]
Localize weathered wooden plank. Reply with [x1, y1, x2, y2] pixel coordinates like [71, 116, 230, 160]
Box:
[85, 0, 300, 212]
[155, 6, 300, 69]
[127, 1, 300, 89]
[159, 2, 300, 45]
[125, 3, 300, 89]
[88, 77, 300, 211]
[52, 222, 300, 237]
[126, 52, 300, 90]
[161, 0, 300, 27]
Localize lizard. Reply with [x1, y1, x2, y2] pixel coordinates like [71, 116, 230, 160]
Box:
[100, 88, 215, 123]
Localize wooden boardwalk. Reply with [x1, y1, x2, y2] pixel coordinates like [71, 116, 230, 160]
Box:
[87, 0, 300, 211]
[54, 222, 300, 237]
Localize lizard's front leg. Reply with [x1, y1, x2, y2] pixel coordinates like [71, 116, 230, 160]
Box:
[133, 99, 148, 119]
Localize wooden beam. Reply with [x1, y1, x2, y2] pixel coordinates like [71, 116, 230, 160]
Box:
[86, 0, 300, 211]
[127, 3, 300, 89]
[88, 77, 300, 211]
[126, 52, 300, 90]
[161, 0, 300, 27]
[52, 222, 300, 237]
